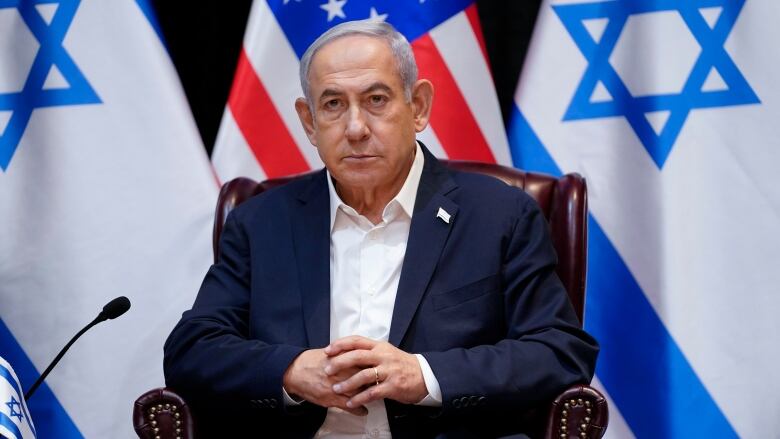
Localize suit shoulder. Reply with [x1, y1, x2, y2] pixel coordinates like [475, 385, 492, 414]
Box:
[449, 169, 536, 212]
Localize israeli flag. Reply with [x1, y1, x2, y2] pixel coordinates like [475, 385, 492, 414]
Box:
[0, 0, 216, 436]
[511, 0, 779, 437]
[0, 357, 35, 439]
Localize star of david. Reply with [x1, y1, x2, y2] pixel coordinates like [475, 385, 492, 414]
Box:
[5, 396, 22, 422]
[553, 0, 759, 168]
[0, 0, 101, 171]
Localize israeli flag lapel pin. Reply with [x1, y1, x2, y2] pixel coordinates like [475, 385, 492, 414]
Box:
[436, 207, 451, 224]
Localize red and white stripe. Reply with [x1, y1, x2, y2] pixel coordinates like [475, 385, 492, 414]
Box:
[212, 0, 511, 183]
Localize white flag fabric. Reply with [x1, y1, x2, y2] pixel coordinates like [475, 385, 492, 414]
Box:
[212, 0, 511, 183]
[510, 0, 780, 437]
[0, 0, 216, 437]
[0, 356, 35, 439]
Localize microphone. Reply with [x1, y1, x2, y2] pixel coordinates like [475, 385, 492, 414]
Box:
[25, 296, 131, 400]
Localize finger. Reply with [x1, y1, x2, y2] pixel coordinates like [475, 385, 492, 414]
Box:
[332, 367, 377, 395]
[317, 394, 367, 416]
[346, 382, 390, 408]
[324, 349, 377, 376]
[328, 365, 364, 383]
[344, 405, 368, 416]
[325, 335, 377, 356]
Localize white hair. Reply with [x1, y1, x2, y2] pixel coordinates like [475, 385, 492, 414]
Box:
[299, 20, 418, 107]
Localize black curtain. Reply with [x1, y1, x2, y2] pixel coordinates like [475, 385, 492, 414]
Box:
[151, 0, 542, 156]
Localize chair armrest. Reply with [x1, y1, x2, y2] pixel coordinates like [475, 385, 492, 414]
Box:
[133, 384, 609, 438]
[544, 384, 609, 439]
[134, 387, 195, 439]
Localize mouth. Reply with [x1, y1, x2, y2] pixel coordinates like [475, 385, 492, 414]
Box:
[343, 154, 379, 162]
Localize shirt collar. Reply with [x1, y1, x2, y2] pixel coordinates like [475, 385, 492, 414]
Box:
[327, 141, 425, 231]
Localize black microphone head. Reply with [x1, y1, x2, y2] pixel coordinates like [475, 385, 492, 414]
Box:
[101, 296, 131, 320]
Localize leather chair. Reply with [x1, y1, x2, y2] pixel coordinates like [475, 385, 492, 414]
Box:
[133, 161, 608, 438]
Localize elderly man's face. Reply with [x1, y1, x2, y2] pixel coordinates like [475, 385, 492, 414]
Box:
[296, 35, 432, 196]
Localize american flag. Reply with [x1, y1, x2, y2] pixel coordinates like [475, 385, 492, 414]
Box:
[212, 0, 511, 182]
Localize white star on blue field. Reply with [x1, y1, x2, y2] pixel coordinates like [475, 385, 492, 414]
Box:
[554, 0, 759, 168]
[0, 0, 100, 171]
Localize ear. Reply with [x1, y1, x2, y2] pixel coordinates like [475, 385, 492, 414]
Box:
[410, 79, 434, 132]
[295, 98, 318, 146]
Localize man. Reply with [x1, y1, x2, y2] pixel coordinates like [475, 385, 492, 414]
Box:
[164, 21, 598, 438]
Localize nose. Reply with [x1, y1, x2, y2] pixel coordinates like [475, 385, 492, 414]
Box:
[345, 106, 370, 142]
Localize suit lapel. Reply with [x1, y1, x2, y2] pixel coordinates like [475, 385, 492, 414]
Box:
[292, 170, 331, 348]
[389, 149, 458, 346]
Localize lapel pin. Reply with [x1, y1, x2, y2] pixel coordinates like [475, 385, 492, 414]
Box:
[436, 207, 451, 224]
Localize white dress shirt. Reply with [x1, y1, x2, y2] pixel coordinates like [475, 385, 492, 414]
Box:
[286, 143, 442, 438]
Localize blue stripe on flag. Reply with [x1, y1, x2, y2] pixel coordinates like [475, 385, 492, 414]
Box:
[506, 107, 560, 175]
[507, 104, 737, 437]
[0, 320, 81, 438]
[0, 412, 23, 439]
[0, 364, 36, 437]
[134, 0, 167, 50]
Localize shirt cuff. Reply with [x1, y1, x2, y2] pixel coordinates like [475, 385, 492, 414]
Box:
[414, 354, 442, 407]
[282, 386, 304, 406]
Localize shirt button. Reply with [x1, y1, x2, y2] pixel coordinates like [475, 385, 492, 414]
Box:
[368, 287, 377, 296]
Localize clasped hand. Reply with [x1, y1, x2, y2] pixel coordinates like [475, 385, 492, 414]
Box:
[282, 336, 428, 416]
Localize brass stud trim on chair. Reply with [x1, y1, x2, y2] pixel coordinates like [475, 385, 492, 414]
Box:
[559, 401, 569, 438]
[558, 395, 600, 439]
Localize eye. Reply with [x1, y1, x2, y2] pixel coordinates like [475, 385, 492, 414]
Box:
[368, 95, 387, 106]
[323, 99, 342, 110]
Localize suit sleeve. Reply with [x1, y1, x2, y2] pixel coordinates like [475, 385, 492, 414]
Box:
[421, 194, 599, 415]
[163, 210, 306, 412]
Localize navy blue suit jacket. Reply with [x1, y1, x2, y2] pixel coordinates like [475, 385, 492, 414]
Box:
[164, 147, 598, 438]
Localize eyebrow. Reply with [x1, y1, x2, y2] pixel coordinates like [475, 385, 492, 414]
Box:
[317, 82, 393, 101]
[319, 88, 343, 100]
[361, 82, 393, 95]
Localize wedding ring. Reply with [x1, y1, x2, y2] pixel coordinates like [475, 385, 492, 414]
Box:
[374, 367, 380, 386]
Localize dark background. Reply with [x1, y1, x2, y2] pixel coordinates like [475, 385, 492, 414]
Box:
[150, 1, 543, 155]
